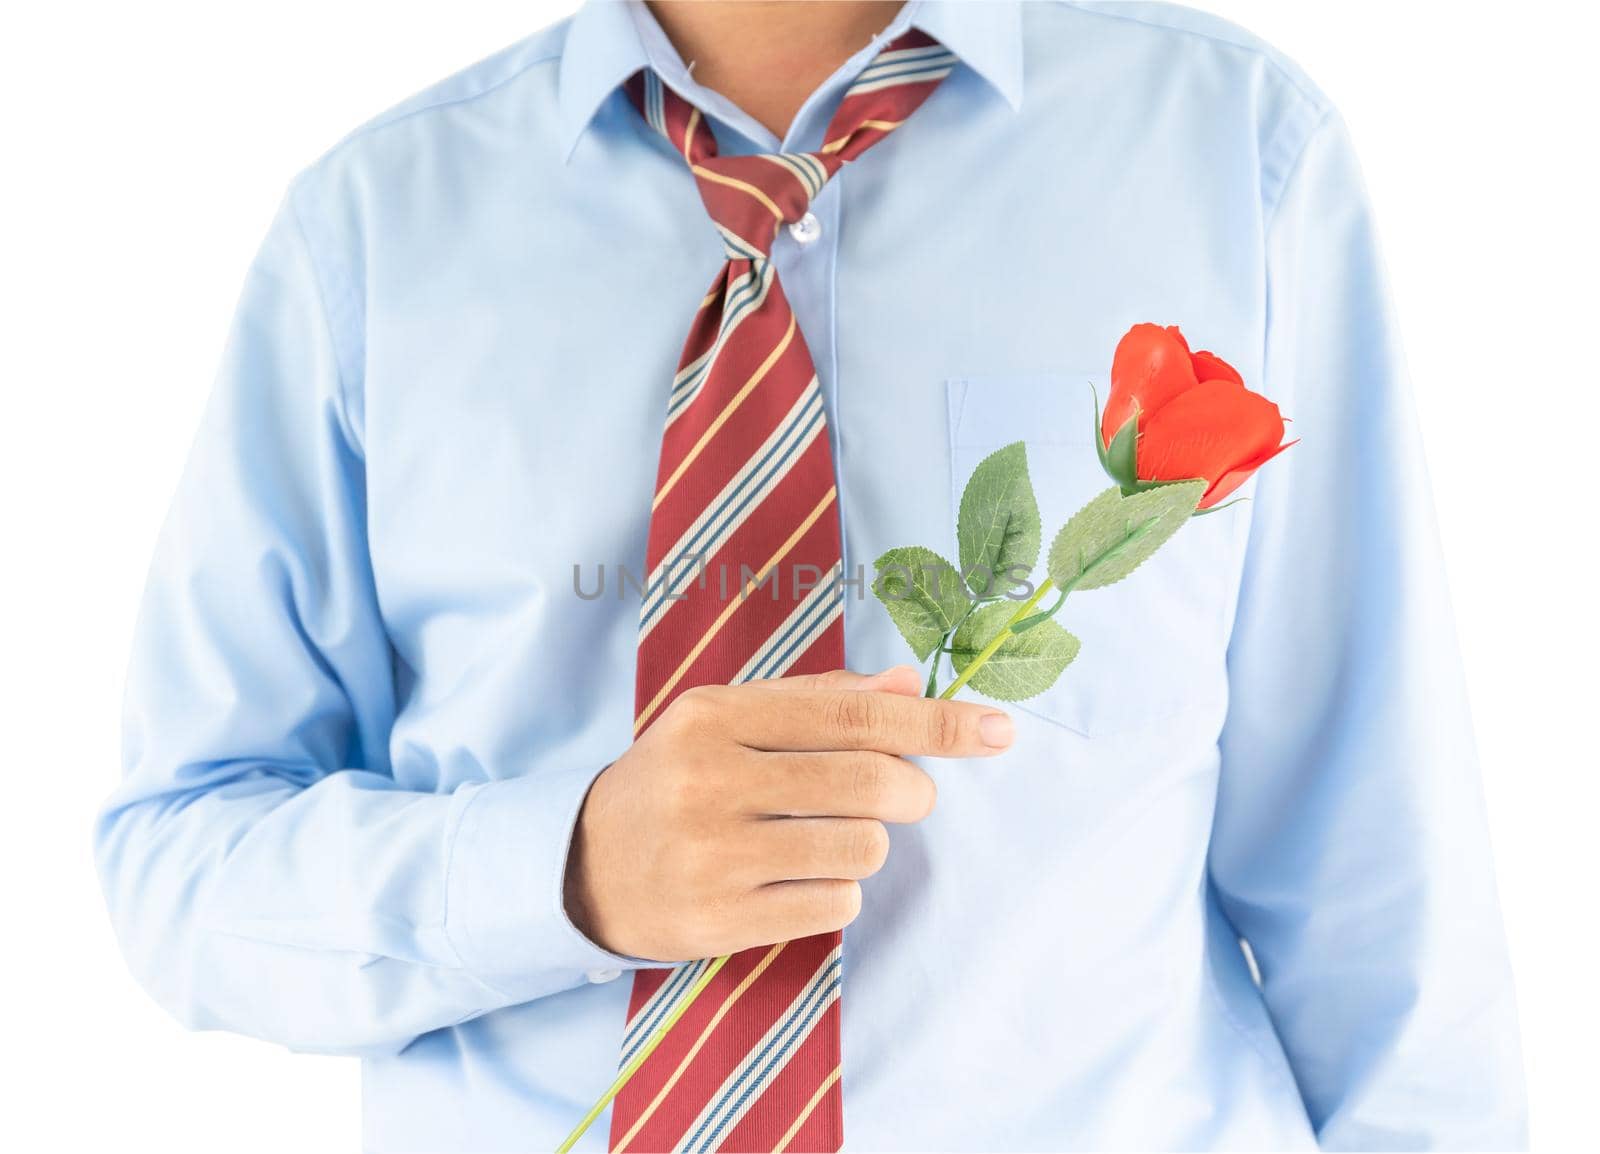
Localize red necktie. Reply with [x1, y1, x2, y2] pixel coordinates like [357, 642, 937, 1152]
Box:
[614, 31, 954, 1153]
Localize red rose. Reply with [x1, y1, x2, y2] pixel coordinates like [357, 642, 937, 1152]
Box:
[1098, 323, 1294, 509]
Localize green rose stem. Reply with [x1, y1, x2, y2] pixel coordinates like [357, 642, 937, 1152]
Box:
[560, 506, 1181, 1151]
[938, 503, 1180, 700]
[937, 576, 1058, 700]
[556, 953, 731, 1153]
[556, 601, 1054, 1152]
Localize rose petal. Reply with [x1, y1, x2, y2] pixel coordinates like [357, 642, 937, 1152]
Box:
[1135, 376, 1288, 491]
[1198, 439, 1297, 508]
[1190, 349, 1244, 387]
[1102, 324, 1199, 444]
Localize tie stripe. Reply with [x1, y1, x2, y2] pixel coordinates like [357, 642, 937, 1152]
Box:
[639, 381, 827, 640]
[648, 341, 819, 556]
[715, 224, 767, 262]
[718, 1012, 844, 1154]
[668, 261, 777, 426]
[678, 946, 844, 1153]
[731, 573, 844, 686]
[651, 311, 800, 511]
[621, 957, 713, 1070]
[615, 28, 952, 1152]
[756, 152, 828, 200]
[612, 945, 790, 1153]
[693, 164, 789, 221]
[634, 481, 838, 735]
[847, 47, 959, 94]
[771, 1068, 843, 1154]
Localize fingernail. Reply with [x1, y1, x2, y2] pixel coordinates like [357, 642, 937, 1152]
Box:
[979, 712, 1014, 749]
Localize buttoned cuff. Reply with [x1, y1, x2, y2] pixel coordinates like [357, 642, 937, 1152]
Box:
[443, 764, 649, 998]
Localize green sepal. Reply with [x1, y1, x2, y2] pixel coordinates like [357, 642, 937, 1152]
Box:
[1191, 495, 1247, 517]
[1091, 384, 1110, 474]
[1103, 410, 1140, 493]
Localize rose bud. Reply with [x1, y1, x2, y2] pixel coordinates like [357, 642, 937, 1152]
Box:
[1096, 323, 1295, 510]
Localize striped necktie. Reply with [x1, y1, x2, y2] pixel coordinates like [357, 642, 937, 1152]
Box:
[612, 31, 955, 1154]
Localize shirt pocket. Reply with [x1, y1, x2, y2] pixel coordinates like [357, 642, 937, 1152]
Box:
[946, 374, 1235, 738]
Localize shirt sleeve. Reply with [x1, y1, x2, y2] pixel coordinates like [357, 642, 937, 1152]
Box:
[1208, 111, 1528, 1149]
[93, 182, 640, 1058]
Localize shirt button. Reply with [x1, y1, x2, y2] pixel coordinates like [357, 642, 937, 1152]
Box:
[787, 212, 822, 246]
[587, 968, 622, 984]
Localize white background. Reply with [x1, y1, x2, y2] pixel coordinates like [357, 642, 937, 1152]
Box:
[2, 2, 1596, 1150]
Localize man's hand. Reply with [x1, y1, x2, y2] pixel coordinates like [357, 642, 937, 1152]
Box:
[564, 667, 1014, 961]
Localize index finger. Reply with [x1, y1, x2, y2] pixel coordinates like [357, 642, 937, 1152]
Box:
[724, 684, 1014, 758]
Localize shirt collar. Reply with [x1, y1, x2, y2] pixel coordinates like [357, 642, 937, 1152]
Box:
[912, 0, 1024, 112]
[556, 0, 1023, 162]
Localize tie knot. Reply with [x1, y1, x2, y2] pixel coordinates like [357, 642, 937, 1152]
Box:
[692, 153, 835, 259]
[625, 28, 956, 261]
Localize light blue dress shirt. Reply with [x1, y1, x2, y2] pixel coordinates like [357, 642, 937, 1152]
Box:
[96, 2, 1526, 1149]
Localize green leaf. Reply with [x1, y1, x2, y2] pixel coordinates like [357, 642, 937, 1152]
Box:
[949, 602, 1080, 702]
[957, 442, 1040, 597]
[871, 546, 968, 661]
[1047, 481, 1205, 592]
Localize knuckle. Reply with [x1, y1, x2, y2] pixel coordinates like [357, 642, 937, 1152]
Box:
[928, 704, 962, 754]
[850, 753, 888, 808]
[822, 692, 861, 738]
[684, 895, 732, 951]
[675, 683, 715, 713]
[662, 763, 709, 819]
[678, 684, 734, 731]
[664, 686, 713, 734]
[826, 691, 882, 743]
[672, 831, 710, 884]
[691, 853, 741, 910]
